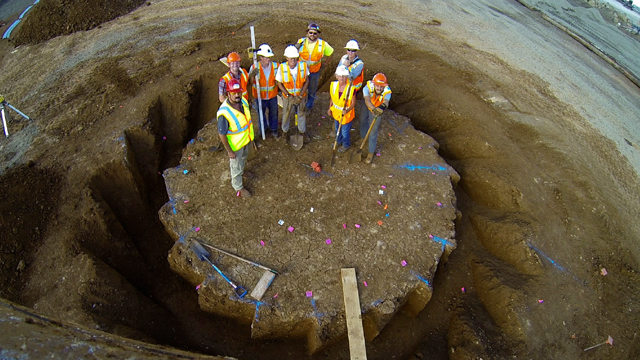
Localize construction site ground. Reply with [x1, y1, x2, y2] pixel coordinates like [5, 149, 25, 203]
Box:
[0, 0, 639, 359]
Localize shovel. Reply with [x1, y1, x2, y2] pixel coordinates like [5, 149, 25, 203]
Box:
[189, 240, 248, 298]
[350, 114, 380, 163]
[329, 82, 353, 168]
[195, 239, 278, 301]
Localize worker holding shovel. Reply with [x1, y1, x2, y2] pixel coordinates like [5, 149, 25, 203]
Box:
[276, 45, 309, 147]
[360, 73, 392, 164]
[328, 65, 357, 153]
[217, 78, 255, 197]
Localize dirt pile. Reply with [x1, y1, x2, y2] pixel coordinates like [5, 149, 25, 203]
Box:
[10, 0, 146, 46]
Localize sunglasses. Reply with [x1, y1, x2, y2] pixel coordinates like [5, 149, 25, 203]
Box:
[308, 31, 318, 35]
[347, 49, 357, 52]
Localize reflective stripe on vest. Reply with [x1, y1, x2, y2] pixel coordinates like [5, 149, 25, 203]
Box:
[251, 62, 278, 99]
[279, 62, 308, 96]
[298, 38, 325, 73]
[349, 58, 364, 91]
[222, 69, 250, 102]
[217, 98, 254, 151]
[329, 81, 356, 124]
[366, 81, 392, 108]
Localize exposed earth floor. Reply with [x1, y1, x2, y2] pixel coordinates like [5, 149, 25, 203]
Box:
[0, 0, 639, 359]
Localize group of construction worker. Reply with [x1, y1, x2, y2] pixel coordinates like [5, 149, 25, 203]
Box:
[217, 23, 392, 197]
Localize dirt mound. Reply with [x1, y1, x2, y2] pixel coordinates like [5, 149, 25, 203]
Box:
[10, 0, 146, 46]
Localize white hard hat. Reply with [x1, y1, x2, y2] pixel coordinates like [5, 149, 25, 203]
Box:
[257, 44, 274, 57]
[335, 65, 349, 76]
[344, 39, 360, 50]
[284, 45, 299, 58]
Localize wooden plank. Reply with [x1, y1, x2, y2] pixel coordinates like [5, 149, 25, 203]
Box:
[249, 271, 275, 301]
[341, 268, 367, 360]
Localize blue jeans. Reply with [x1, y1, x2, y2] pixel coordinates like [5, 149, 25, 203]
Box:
[254, 97, 278, 133]
[360, 109, 382, 154]
[334, 120, 351, 148]
[305, 71, 320, 110]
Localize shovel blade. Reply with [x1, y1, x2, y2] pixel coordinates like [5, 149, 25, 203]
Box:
[290, 134, 303, 150]
[350, 150, 363, 163]
[189, 241, 210, 261]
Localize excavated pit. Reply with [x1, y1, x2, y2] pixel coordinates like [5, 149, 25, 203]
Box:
[2, 1, 640, 359]
[159, 93, 459, 352]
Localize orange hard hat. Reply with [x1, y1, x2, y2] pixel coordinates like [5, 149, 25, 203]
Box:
[372, 73, 388, 86]
[226, 78, 243, 93]
[227, 52, 241, 63]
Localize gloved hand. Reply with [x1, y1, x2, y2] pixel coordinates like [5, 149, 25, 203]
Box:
[248, 67, 259, 78]
[373, 107, 384, 116]
[292, 96, 302, 105]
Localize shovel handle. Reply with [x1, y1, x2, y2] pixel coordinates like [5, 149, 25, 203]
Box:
[203, 256, 247, 298]
[358, 114, 380, 151]
[196, 239, 279, 274]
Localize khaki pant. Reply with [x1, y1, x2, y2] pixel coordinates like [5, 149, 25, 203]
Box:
[229, 144, 249, 191]
[281, 96, 306, 133]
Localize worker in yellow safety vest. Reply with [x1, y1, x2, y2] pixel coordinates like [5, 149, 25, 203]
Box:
[276, 45, 309, 143]
[217, 78, 255, 197]
[327, 65, 356, 153]
[219, 52, 250, 103]
[360, 73, 392, 164]
[296, 22, 334, 113]
[249, 44, 280, 138]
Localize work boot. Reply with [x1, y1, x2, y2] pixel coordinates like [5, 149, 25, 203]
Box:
[364, 152, 374, 164]
[272, 131, 280, 139]
[338, 145, 349, 153]
[236, 188, 252, 197]
[242, 171, 254, 180]
[302, 132, 310, 144]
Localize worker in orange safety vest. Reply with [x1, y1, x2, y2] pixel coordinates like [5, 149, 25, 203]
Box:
[276, 45, 309, 143]
[360, 73, 392, 164]
[219, 52, 250, 103]
[249, 44, 280, 138]
[296, 22, 334, 113]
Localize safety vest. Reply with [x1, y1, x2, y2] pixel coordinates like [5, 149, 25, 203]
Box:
[349, 57, 365, 91]
[251, 62, 278, 100]
[222, 69, 250, 102]
[329, 81, 356, 124]
[217, 98, 254, 152]
[278, 62, 308, 97]
[366, 81, 392, 108]
[297, 38, 326, 73]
